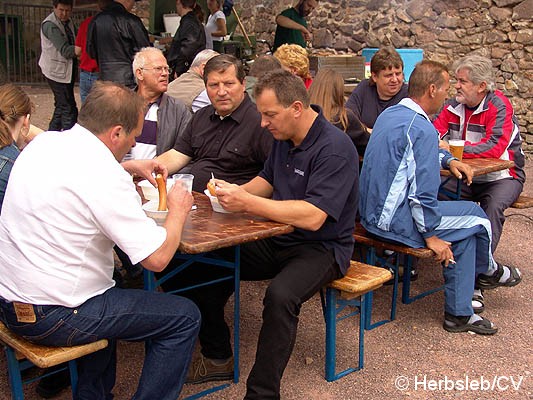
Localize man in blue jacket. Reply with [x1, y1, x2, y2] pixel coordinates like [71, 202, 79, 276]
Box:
[360, 60, 502, 335]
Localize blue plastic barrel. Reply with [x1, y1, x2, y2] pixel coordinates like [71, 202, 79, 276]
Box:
[361, 48, 424, 82]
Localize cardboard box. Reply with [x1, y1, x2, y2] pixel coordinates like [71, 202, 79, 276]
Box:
[309, 55, 365, 81]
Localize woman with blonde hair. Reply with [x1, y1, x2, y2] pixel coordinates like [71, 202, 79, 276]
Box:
[274, 43, 313, 88]
[308, 68, 369, 158]
[0, 84, 42, 208]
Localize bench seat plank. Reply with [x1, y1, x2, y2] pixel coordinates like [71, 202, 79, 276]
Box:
[328, 261, 392, 299]
[0, 322, 108, 368]
[353, 224, 434, 259]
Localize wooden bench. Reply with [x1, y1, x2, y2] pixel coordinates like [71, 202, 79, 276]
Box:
[353, 224, 440, 329]
[321, 260, 391, 382]
[511, 195, 533, 209]
[0, 321, 108, 400]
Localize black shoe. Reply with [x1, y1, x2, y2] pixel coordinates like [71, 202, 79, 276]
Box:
[443, 312, 497, 335]
[36, 365, 71, 399]
[476, 264, 522, 290]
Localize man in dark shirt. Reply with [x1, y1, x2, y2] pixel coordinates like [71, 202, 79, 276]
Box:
[199, 69, 359, 398]
[345, 47, 409, 157]
[166, 0, 206, 78]
[157, 54, 272, 192]
[87, 0, 150, 88]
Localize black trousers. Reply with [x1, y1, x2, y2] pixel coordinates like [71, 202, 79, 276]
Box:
[46, 77, 77, 131]
[160, 238, 341, 400]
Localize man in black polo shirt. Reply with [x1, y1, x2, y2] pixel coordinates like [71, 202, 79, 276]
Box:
[210, 69, 359, 399]
[157, 54, 272, 191]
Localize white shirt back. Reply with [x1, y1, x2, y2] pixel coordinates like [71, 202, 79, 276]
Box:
[0, 125, 166, 307]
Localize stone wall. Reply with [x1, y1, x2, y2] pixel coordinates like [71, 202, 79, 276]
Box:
[194, 0, 532, 150]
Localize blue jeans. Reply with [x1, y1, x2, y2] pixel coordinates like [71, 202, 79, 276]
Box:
[0, 288, 200, 400]
[79, 70, 99, 103]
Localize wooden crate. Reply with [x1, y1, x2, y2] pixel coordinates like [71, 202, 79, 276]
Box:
[309, 55, 365, 81]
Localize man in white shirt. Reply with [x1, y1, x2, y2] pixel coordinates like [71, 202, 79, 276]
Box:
[0, 81, 200, 400]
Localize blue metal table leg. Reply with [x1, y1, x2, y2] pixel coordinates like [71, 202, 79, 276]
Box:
[324, 287, 337, 382]
[149, 247, 241, 399]
[233, 245, 240, 384]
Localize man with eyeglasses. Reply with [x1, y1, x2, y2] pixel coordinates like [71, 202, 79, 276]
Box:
[127, 47, 191, 161]
[87, 0, 150, 89]
[113, 47, 192, 282]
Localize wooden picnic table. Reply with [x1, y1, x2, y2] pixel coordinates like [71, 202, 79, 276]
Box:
[440, 158, 515, 177]
[440, 158, 515, 200]
[178, 192, 294, 254]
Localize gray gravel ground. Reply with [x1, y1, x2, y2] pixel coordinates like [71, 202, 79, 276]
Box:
[0, 86, 530, 400]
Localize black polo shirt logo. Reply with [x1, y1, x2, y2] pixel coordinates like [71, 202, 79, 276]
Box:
[294, 168, 305, 177]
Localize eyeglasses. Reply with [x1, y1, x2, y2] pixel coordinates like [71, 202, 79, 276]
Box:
[141, 66, 170, 74]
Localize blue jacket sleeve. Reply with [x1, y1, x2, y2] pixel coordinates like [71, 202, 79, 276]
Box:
[407, 121, 442, 238]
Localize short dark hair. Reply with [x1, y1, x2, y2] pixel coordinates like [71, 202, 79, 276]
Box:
[370, 46, 404, 75]
[254, 69, 310, 108]
[249, 55, 282, 79]
[180, 0, 197, 8]
[78, 81, 145, 136]
[203, 54, 246, 84]
[53, 0, 73, 7]
[408, 60, 449, 99]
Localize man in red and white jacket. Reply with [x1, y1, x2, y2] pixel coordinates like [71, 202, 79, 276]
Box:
[434, 54, 523, 312]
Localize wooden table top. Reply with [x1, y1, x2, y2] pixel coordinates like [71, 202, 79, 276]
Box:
[440, 158, 515, 177]
[178, 192, 294, 254]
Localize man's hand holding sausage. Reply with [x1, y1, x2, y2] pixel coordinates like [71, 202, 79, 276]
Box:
[122, 159, 168, 186]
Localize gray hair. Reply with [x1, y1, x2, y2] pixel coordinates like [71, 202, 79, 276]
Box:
[453, 55, 495, 92]
[191, 49, 219, 69]
[132, 47, 166, 83]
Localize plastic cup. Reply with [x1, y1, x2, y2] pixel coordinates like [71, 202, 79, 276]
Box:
[172, 174, 194, 193]
[448, 139, 465, 161]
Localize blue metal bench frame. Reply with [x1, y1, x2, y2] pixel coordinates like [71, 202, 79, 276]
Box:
[361, 247, 443, 330]
[320, 286, 367, 382]
[2, 345, 78, 400]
